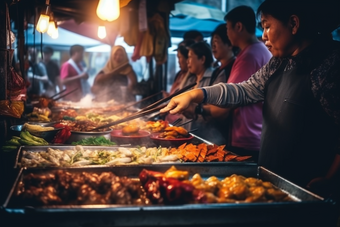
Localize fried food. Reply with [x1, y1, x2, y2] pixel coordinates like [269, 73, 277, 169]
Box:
[192, 173, 294, 203]
[159, 126, 189, 139]
[168, 143, 252, 163]
[144, 120, 169, 132]
[122, 125, 140, 135]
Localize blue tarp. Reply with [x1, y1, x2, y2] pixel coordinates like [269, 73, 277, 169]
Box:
[169, 15, 263, 38]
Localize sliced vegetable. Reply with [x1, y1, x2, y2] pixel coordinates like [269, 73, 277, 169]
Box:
[71, 136, 116, 146]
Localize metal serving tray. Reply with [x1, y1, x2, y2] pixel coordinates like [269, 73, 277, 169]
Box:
[15, 144, 254, 169]
[1, 165, 338, 227]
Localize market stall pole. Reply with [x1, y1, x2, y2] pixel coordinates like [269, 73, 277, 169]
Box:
[0, 1, 8, 146]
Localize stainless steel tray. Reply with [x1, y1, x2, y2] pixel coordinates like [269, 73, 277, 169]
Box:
[1, 165, 338, 227]
[15, 145, 254, 169]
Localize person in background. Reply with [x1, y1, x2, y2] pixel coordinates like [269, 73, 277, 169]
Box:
[161, 0, 340, 207]
[180, 41, 228, 145]
[183, 30, 204, 42]
[91, 45, 138, 102]
[221, 6, 271, 160]
[163, 39, 195, 123]
[41, 46, 61, 97]
[163, 39, 195, 98]
[60, 45, 89, 102]
[27, 47, 50, 96]
[210, 23, 237, 86]
[179, 6, 272, 160]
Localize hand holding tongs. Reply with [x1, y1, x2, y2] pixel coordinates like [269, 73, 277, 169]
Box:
[89, 82, 196, 131]
[89, 104, 168, 131]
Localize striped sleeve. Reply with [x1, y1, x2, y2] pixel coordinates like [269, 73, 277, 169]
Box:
[204, 57, 280, 107]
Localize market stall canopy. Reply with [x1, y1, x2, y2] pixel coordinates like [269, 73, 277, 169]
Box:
[169, 15, 263, 38]
[171, 1, 226, 21]
[58, 20, 118, 46]
[24, 25, 103, 50]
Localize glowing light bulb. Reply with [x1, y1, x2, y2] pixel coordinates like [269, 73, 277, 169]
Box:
[96, 0, 120, 22]
[47, 20, 56, 36]
[98, 25, 107, 39]
[51, 27, 58, 39]
[36, 14, 50, 33]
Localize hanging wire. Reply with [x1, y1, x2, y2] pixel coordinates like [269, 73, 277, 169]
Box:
[32, 7, 36, 93]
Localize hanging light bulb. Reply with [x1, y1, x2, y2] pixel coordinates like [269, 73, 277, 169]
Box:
[47, 13, 56, 37]
[96, 0, 120, 22]
[51, 26, 58, 39]
[51, 22, 58, 39]
[36, 13, 50, 33]
[98, 25, 107, 39]
[36, 0, 51, 33]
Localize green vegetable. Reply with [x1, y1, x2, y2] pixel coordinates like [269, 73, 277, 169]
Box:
[70, 151, 83, 164]
[18, 138, 47, 146]
[2, 145, 18, 152]
[63, 116, 75, 121]
[71, 136, 116, 146]
[20, 131, 48, 145]
[6, 138, 21, 146]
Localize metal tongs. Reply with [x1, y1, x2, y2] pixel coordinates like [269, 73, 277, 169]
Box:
[89, 104, 168, 131]
[89, 82, 197, 131]
[107, 91, 163, 115]
[51, 88, 79, 101]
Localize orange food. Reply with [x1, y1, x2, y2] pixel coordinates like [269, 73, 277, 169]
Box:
[39, 98, 49, 108]
[122, 125, 140, 135]
[144, 120, 169, 132]
[169, 143, 252, 163]
[159, 126, 189, 139]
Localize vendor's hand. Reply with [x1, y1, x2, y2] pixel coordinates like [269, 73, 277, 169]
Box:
[160, 93, 193, 115]
[160, 89, 204, 115]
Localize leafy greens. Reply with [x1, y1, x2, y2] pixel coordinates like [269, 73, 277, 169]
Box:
[71, 136, 116, 146]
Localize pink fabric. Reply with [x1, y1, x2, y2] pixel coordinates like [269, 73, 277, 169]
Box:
[60, 61, 83, 102]
[227, 42, 272, 150]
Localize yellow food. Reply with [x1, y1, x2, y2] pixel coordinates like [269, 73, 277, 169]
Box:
[23, 123, 54, 132]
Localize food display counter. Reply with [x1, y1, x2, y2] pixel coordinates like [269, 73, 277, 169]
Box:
[1, 164, 338, 227]
[1, 101, 338, 227]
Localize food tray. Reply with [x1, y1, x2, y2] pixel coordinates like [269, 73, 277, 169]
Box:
[1, 165, 338, 227]
[15, 144, 254, 169]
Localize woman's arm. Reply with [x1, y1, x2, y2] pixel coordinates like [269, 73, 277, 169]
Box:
[161, 58, 278, 115]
